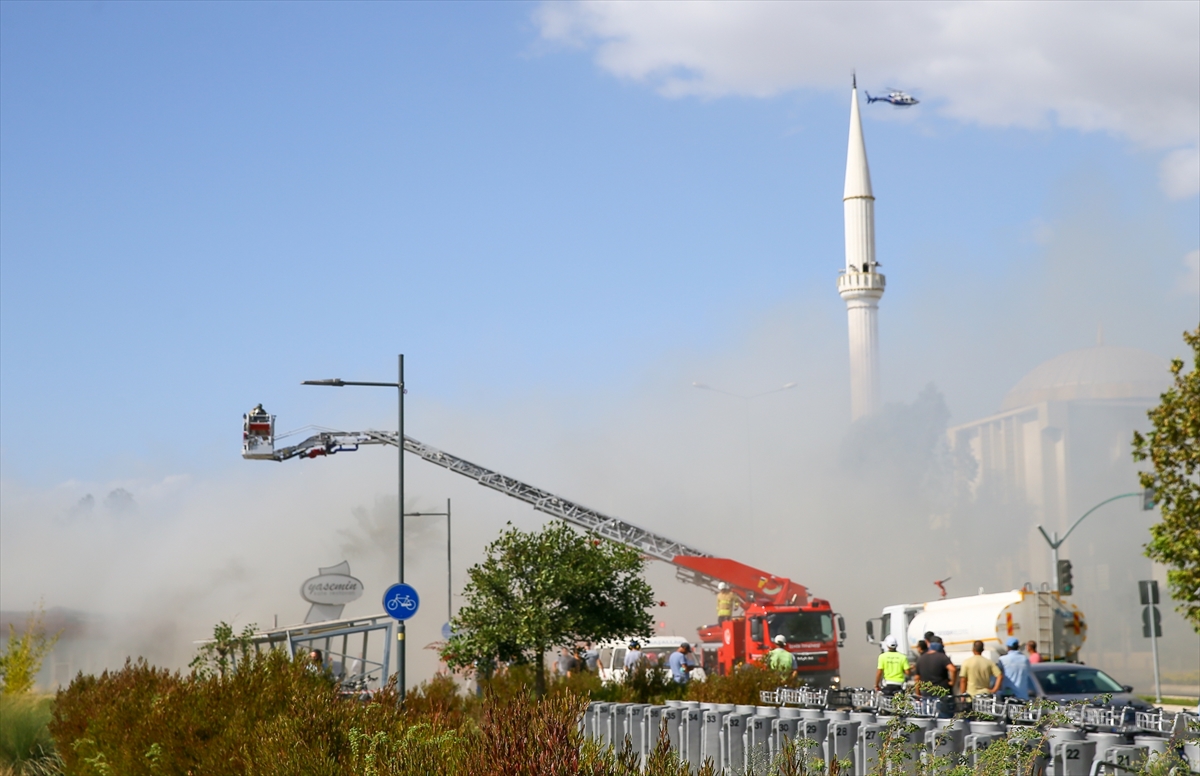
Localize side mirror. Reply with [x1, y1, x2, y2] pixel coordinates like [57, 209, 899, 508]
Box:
[837, 614, 847, 647]
[1122, 685, 1134, 693]
[865, 620, 876, 644]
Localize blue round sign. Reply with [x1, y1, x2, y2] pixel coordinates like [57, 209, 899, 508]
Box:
[382, 583, 420, 621]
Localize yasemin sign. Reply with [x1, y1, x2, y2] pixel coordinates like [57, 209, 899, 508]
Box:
[301, 573, 364, 605]
[301, 561, 364, 623]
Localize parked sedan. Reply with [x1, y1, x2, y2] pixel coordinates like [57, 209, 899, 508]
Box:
[1028, 663, 1151, 709]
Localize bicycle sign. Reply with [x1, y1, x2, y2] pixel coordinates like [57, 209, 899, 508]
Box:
[382, 583, 420, 621]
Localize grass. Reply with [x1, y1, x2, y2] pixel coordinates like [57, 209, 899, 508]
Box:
[1137, 694, 1199, 706]
[0, 694, 62, 776]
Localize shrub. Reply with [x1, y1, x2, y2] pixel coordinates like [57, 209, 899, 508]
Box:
[0, 693, 62, 775]
[0, 605, 60, 697]
[684, 660, 796, 705]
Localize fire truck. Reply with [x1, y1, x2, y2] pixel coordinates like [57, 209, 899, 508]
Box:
[243, 408, 846, 685]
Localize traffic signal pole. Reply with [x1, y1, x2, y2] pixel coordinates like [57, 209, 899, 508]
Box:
[1037, 489, 1154, 593]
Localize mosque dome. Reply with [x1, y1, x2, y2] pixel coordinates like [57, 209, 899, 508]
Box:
[1000, 345, 1171, 411]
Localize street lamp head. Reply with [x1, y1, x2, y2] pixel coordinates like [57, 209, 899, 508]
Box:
[302, 379, 346, 387]
[692, 382, 710, 390]
[782, 382, 798, 389]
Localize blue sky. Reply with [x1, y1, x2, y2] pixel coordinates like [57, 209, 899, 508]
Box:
[3, 1, 1195, 487]
[2, 1, 1197, 681]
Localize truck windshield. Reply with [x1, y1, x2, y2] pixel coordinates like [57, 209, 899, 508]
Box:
[767, 612, 833, 644]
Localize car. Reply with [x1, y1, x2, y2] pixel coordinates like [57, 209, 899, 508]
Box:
[1028, 663, 1151, 709]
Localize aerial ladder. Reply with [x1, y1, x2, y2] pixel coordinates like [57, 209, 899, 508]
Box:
[244, 406, 844, 682]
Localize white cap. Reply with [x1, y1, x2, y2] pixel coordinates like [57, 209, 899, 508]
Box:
[718, 582, 729, 591]
[773, 635, 786, 645]
[882, 635, 898, 649]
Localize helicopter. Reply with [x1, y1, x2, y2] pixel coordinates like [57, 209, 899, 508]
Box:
[866, 89, 919, 107]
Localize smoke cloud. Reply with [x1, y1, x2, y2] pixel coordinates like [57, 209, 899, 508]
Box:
[1, 140, 1196, 696]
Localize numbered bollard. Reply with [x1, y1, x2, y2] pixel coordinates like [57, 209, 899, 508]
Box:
[775, 717, 800, 764]
[628, 705, 648, 762]
[612, 704, 630, 751]
[702, 708, 729, 766]
[966, 732, 1005, 769]
[748, 716, 774, 776]
[1054, 740, 1096, 776]
[662, 706, 682, 757]
[1085, 732, 1122, 767]
[856, 723, 886, 776]
[830, 720, 861, 773]
[723, 713, 751, 772]
[583, 703, 598, 739]
[683, 707, 703, 768]
[801, 717, 830, 767]
[595, 703, 613, 747]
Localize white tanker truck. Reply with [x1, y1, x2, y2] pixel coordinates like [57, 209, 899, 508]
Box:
[866, 589, 1086, 664]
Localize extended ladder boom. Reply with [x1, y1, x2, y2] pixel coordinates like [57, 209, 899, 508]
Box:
[263, 427, 732, 592]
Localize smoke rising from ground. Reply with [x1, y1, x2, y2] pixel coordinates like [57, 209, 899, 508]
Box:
[1, 168, 1196, 693]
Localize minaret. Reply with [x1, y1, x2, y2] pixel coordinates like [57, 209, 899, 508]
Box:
[838, 75, 885, 421]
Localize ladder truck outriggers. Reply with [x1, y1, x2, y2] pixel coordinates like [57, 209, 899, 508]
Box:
[243, 406, 847, 685]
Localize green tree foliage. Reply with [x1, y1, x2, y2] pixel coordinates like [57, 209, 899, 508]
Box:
[1132, 326, 1200, 630]
[441, 521, 654, 696]
[0, 603, 60, 696]
[188, 621, 258, 680]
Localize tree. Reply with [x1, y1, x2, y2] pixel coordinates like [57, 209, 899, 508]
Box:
[441, 521, 655, 696]
[1132, 326, 1200, 631]
[0, 602, 60, 695]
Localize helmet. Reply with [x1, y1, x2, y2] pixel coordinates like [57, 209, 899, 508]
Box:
[773, 635, 786, 646]
[718, 583, 729, 591]
[882, 635, 898, 649]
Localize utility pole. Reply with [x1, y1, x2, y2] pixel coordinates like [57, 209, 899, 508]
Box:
[302, 355, 408, 703]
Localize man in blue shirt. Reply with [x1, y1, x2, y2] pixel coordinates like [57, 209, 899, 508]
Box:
[997, 636, 1037, 699]
[668, 643, 696, 684]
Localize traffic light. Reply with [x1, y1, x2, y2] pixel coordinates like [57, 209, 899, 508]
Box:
[1058, 560, 1074, 595]
[1142, 486, 1157, 511]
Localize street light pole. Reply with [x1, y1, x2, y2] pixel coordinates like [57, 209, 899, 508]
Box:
[1036, 489, 1154, 592]
[397, 354, 405, 704]
[405, 498, 452, 625]
[302, 354, 407, 703]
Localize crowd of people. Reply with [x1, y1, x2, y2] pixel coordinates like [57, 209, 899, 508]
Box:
[553, 640, 703, 686]
[874, 631, 1041, 714]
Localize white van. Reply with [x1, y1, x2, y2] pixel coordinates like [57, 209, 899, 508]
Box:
[596, 636, 706, 684]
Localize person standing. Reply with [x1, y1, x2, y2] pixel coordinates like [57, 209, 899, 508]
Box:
[959, 641, 1003, 698]
[716, 583, 739, 623]
[767, 635, 795, 678]
[623, 640, 645, 671]
[1025, 641, 1042, 664]
[874, 635, 910, 694]
[583, 644, 600, 673]
[998, 637, 1037, 699]
[555, 647, 577, 677]
[914, 641, 957, 717]
[668, 643, 696, 685]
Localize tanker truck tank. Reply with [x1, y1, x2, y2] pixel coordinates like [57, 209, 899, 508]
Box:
[866, 589, 1086, 665]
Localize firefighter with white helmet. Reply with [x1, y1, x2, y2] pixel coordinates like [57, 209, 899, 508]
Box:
[716, 582, 739, 623]
[768, 634, 795, 677]
[874, 634, 910, 695]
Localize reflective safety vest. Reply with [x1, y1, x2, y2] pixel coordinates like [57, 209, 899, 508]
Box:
[769, 647, 794, 673]
[716, 591, 736, 617]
